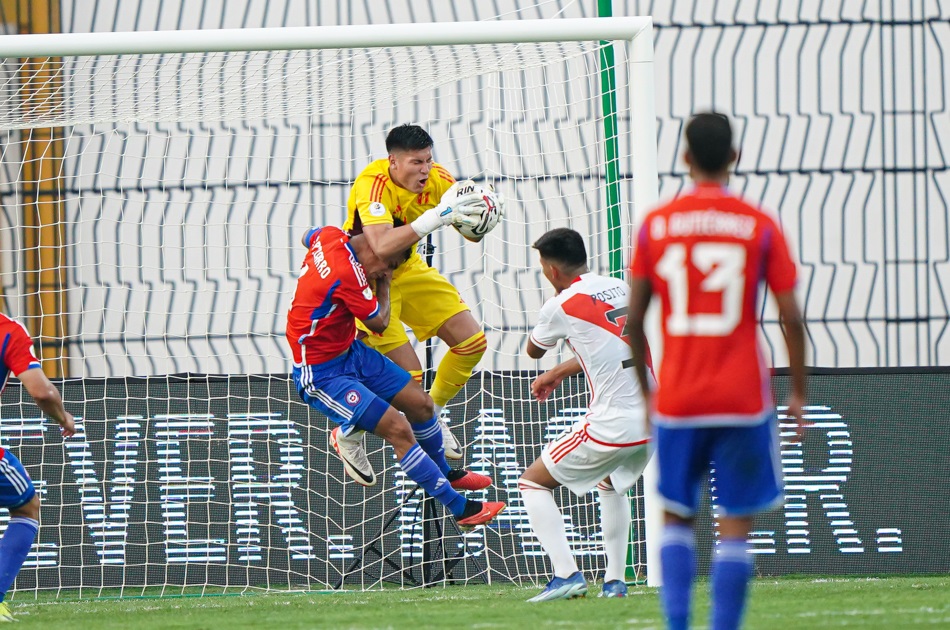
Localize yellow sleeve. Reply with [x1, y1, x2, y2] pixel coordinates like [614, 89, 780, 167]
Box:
[345, 162, 396, 230]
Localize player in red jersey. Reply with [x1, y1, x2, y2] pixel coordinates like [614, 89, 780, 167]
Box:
[287, 226, 504, 529]
[0, 314, 75, 621]
[627, 113, 806, 630]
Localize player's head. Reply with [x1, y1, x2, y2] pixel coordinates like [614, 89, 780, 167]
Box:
[684, 112, 737, 179]
[386, 124, 434, 194]
[533, 228, 588, 293]
[347, 219, 411, 279]
[348, 234, 395, 280]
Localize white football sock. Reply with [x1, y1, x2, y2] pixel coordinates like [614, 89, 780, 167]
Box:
[597, 481, 631, 583]
[519, 478, 578, 579]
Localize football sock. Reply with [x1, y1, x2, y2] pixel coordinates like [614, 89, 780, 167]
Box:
[398, 444, 466, 517]
[411, 416, 451, 475]
[408, 369, 425, 387]
[0, 516, 38, 603]
[444, 470, 469, 483]
[429, 331, 486, 408]
[596, 481, 631, 583]
[660, 524, 696, 630]
[711, 538, 753, 630]
[458, 499, 484, 520]
[519, 478, 578, 579]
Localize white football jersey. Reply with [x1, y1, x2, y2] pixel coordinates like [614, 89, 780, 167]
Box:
[530, 273, 648, 445]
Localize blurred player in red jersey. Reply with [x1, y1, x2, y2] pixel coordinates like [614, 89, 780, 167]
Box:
[0, 314, 75, 621]
[286, 225, 504, 529]
[344, 124, 504, 461]
[520, 228, 651, 602]
[627, 113, 807, 630]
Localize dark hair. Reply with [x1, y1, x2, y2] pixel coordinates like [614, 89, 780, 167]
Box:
[685, 112, 734, 173]
[532, 228, 587, 269]
[386, 124, 434, 153]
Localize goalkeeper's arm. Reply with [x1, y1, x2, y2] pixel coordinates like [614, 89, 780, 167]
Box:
[361, 222, 431, 261]
[362, 181, 485, 259]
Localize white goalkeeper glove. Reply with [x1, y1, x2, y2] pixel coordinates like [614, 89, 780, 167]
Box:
[484, 186, 506, 221]
[410, 179, 486, 237]
[455, 186, 506, 242]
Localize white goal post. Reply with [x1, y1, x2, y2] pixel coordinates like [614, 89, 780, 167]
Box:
[0, 17, 663, 594]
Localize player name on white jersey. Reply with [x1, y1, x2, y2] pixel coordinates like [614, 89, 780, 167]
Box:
[532, 273, 648, 445]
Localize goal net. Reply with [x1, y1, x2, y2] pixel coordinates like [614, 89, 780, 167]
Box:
[0, 18, 659, 596]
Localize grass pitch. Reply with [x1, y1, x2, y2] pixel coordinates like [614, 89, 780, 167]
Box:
[6, 575, 948, 628]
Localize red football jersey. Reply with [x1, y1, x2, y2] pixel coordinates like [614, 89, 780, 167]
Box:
[286, 226, 380, 365]
[630, 182, 798, 424]
[0, 313, 42, 394]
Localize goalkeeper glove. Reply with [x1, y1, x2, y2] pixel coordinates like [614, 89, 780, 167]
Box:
[484, 186, 506, 220]
[410, 180, 486, 238]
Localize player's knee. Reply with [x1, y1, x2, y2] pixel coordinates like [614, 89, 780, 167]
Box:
[11, 492, 40, 520]
[405, 393, 435, 424]
[375, 410, 416, 454]
[418, 395, 435, 422]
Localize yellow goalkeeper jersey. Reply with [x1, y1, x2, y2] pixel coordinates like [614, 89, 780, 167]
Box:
[344, 159, 456, 267]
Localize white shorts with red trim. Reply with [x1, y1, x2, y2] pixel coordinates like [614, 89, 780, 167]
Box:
[541, 422, 651, 496]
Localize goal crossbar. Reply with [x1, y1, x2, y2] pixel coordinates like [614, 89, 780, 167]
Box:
[0, 17, 653, 58]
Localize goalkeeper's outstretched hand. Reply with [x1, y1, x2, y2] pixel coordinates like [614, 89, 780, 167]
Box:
[410, 180, 486, 237]
[452, 184, 505, 243]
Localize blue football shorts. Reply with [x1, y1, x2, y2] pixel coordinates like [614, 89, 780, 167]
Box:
[655, 415, 783, 518]
[292, 340, 411, 436]
[0, 450, 36, 509]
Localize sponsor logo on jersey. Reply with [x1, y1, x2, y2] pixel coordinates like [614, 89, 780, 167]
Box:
[368, 202, 386, 217]
[345, 390, 361, 405]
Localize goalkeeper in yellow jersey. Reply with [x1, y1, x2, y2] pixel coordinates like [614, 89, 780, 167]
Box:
[341, 123, 503, 465]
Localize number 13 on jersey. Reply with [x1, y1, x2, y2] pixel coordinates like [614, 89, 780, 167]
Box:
[655, 242, 747, 337]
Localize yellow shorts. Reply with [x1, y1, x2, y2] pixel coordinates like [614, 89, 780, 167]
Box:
[356, 255, 470, 354]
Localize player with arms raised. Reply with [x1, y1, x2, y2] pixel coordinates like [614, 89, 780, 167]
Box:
[627, 112, 807, 630]
[287, 225, 504, 530]
[341, 124, 503, 467]
[520, 228, 651, 602]
[0, 314, 75, 621]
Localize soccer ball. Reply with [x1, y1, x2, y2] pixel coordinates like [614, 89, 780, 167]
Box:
[454, 187, 504, 243]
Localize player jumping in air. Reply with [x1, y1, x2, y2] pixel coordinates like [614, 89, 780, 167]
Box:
[286, 225, 505, 529]
[520, 228, 651, 602]
[342, 124, 504, 464]
[0, 314, 75, 621]
[627, 112, 807, 630]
